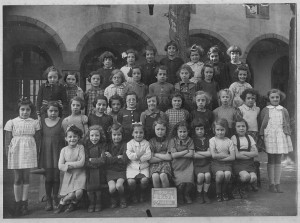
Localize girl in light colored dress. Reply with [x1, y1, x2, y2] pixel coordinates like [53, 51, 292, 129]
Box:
[121, 49, 138, 83]
[55, 125, 86, 214]
[168, 121, 194, 205]
[185, 44, 204, 84]
[260, 89, 293, 193]
[4, 97, 40, 217]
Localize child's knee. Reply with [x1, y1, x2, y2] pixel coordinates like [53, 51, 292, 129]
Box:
[205, 172, 211, 182]
[152, 173, 160, 181]
[224, 171, 231, 180]
[75, 189, 83, 199]
[250, 173, 257, 183]
[239, 172, 250, 182]
[160, 173, 168, 180]
[141, 177, 149, 186]
[127, 179, 136, 187]
[197, 173, 205, 183]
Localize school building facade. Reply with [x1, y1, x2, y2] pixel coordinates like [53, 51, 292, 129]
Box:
[3, 4, 292, 122]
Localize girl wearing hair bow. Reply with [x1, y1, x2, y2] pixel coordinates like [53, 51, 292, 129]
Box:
[185, 44, 205, 84]
[120, 49, 138, 83]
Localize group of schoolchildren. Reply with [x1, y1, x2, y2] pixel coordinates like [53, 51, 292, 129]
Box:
[4, 40, 293, 217]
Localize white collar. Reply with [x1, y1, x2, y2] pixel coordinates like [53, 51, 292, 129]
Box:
[267, 105, 283, 110]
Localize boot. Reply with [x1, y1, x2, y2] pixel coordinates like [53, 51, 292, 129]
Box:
[203, 192, 211, 204]
[45, 196, 53, 211]
[13, 201, 22, 217]
[110, 193, 118, 208]
[120, 195, 127, 208]
[222, 193, 229, 201]
[87, 193, 95, 212]
[184, 183, 193, 204]
[269, 184, 276, 193]
[177, 184, 185, 205]
[53, 195, 60, 209]
[216, 193, 222, 202]
[275, 184, 283, 193]
[54, 204, 65, 214]
[197, 191, 204, 204]
[21, 200, 29, 215]
[94, 195, 102, 212]
[65, 203, 76, 213]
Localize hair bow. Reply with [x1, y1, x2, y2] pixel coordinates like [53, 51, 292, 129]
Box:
[122, 52, 128, 59]
[66, 124, 76, 133]
[18, 96, 31, 103]
[191, 44, 198, 51]
[132, 122, 142, 125]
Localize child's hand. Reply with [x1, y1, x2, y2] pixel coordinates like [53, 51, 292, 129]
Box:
[117, 155, 123, 159]
[136, 150, 145, 159]
[105, 152, 112, 158]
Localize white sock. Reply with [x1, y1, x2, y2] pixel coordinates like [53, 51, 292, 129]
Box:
[197, 184, 203, 193]
[22, 184, 30, 201]
[203, 183, 211, 192]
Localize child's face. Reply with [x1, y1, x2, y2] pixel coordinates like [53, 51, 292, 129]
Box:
[19, 104, 31, 119]
[71, 100, 82, 114]
[235, 121, 247, 137]
[147, 96, 157, 111]
[47, 106, 59, 120]
[269, 92, 280, 106]
[238, 70, 247, 83]
[126, 95, 137, 109]
[112, 129, 122, 144]
[90, 130, 100, 145]
[156, 69, 167, 83]
[65, 131, 79, 147]
[132, 126, 144, 142]
[167, 45, 176, 57]
[230, 51, 240, 63]
[91, 74, 101, 87]
[195, 94, 207, 109]
[103, 58, 112, 69]
[172, 97, 182, 109]
[195, 126, 205, 138]
[66, 75, 77, 86]
[204, 67, 214, 82]
[244, 93, 256, 108]
[48, 71, 59, 85]
[190, 51, 200, 63]
[177, 126, 188, 140]
[127, 53, 135, 66]
[215, 124, 226, 138]
[132, 68, 142, 82]
[112, 73, 122, 86]
[209, 52, 219, 64]
[111, 100, 122, 113]
[95, 99, 107, 114]
[155, 124, 167, 138]
[220, 91, 231, 106]
[145, 50, 155, 63]
[179, 69, 190, 82]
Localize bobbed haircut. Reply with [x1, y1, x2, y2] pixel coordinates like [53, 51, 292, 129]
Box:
[207, 45, 221, 58]
[226, 45, 242, 56]
[125, 91, 138, 105]
[240, 88, 259, 101]
[191, 118, 206, 131]
[176, 64, 194, 80]
[187, 44, 204, 58]
[233, 64, 250, 82]
[131, 122, 145, 134]
[17, 97, 35, 114]
[154, 65, 168, 76]
[194, 90, 212, 105]
[170, 92, 185, 109]
[212, 118, 229, 135]
[92, 95, 108, 107]
[127, 65, 142, 78]
[70, 96, 85, 110]
[145, 94, 160, 106]
[65, 124, 83, 138]
[108, 122, 124, 137]
[43, 66, 62, 80]
[63, 71, 79, 83]
[267, 89, 286, 102]
[164, 40, 179, 52]
[98, 51, 116, 63]
[152, 118, 168, 131]
[218, 88, 233, 100]
[171, 121, 189, 138]
[233, 117, 249, 133]
[200, 61, 215, 80]
[46, 101, 62, 114]
[125, 49, 139, 61]
[143, 45, 157, 56]
[109, 69, 126, 84]
[108, 94, 124, 108]
[87, 71, 103, 83]
[84, 125, 106, 143]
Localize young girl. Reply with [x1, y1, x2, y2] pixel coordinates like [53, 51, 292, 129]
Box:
[149, 119, 173, 188]
[160, 40, 184, 85]
[4, 97, 40, 216]
[97, 51, 116, 89]
[55, 125, 86, 213]
[140, 94, 168, 140]
[229, 64, 253, 108]
[84, 71, 104, 116]
[175, 64, 197, 112]
[165, 92, 189, 137]
[62, 96, 88, 139]
[209, 119, 235, 202]
[63, 71, 84, 115]
[168, 121, 194, 204]
[117, 91, 142, 142]
[104, 69, 126, 104]
[197, 61, 220, 110]
[190, 91, 214, 137]
[226, 45, 252, 85]
[108, 94, 124, 123]
[121, 49, 138, 83]
[105, 123, 128, 208]
[84, 125, 107, 213]
[186, 44, 204, 84]
[207, 45, 231, 89]
[191, 119, 211, 204]
[260, 89, 293, 193]
[141, 45, 160, 86]
[126, 123, 151, 203]
[88, 95, 113, 139]
[124, 65, 148, 112]
[213, 89, 236, 137]
[37, 66, 68, 119]
[232, 118, 258, 199]
[39, 101, 65, 211]
[149, 65, 174, 112]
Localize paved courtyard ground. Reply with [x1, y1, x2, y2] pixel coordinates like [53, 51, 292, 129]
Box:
[2, 152, 298, 220]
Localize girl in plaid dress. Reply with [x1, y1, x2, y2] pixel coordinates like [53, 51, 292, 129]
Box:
[4, 97, 41, 216]
[260, 89, 293, 193]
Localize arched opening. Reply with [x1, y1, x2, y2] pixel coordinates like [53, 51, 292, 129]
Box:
[246, 38, 288, 95]
[79, 26, 154, 91]
[189, 31, 229, 63]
